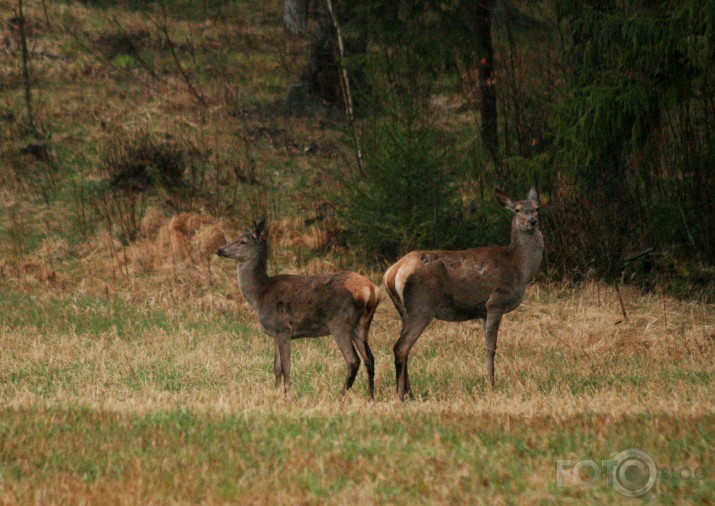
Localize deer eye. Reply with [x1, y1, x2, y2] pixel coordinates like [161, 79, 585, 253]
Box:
[515, 208, 521, 213]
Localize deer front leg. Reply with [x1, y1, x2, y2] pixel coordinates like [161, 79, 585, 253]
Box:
[273, 342, 282, 389]
[277, 337, 292, 395]
[483, 312, 502, 388]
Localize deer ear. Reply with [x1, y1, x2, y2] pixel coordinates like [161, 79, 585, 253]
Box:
[527, 187, 539, 204]
[253, 217, 266, 239]
[495, 189, 515, 210]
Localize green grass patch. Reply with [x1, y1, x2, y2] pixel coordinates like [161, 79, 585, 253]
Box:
[0, 289, 172, 340]
[0, 407, 711, 504]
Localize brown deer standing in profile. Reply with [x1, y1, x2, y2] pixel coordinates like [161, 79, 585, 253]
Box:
[383, 188, 543, 400]
[216, 219, 380, 399]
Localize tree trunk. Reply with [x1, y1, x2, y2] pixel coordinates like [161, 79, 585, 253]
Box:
[285, 4, 340, 114]
[284, 0, 308, 34]
[284, 1, 365, 116]
[475, 0, 498, 162]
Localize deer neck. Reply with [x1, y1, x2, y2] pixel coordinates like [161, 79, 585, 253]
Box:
[508, 228, 544, 284]
[236, 254, 269, 308]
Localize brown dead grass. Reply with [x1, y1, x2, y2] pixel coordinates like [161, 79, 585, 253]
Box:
[72, 211, 229, 279]
[0, 1, 712, 502]
[147, 211, 226, 265]
[1, 272, 712, 418]
[0, 259, 72, 290]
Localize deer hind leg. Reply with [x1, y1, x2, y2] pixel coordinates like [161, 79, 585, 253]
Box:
[384, 282, 407, 325]
[352, 314, 376, 400]
[333, 329, 361, 396]
[393, 314, 432, 401]
[483, 312, 503, 388]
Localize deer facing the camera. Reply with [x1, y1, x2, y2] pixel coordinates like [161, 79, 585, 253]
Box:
[216, 219, 379, 399]
[383, 188, 544, 400]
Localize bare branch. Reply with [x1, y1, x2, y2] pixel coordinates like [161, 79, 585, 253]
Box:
[16, 0, 38, 137]
[325, 0, 364, 175]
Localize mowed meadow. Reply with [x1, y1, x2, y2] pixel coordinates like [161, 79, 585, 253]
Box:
[1, 0, 714, 504]
[2, 273, 713, 503]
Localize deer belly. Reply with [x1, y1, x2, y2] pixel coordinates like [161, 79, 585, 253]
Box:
[434, 295, 487, 321]
[256, 294, 331, 337]
[259, 319, 329, 338]
[291, 320, 330, 338]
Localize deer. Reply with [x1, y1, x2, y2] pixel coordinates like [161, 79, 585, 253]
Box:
[216, 219, 380, 399]
[383, 188, 543, 401]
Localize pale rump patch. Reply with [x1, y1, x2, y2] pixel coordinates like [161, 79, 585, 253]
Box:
[343, 272, 377, 308]
[393, 256, 420, 303]
[383, 263, 398, 293]
[361, 286, 372, 305]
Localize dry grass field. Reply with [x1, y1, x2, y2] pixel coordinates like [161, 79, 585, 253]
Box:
[0, 0, 713, 503]
[1, 266, 713, 504]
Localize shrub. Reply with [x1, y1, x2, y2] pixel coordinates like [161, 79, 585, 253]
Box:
[97, 131, 190, 243]
[101, 131, 186, 192]
[338, 106, 470, 261]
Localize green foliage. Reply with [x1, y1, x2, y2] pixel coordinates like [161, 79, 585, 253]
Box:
[338, 38, 475, 260]
[112, 53, 135, 69]
[338, 2, 506, 260]
[553, 0, 715, 262]
[340, 110, 463, 259]
[343, 0, 714, 271]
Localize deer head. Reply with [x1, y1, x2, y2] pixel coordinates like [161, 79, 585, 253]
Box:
[495, 187, 540, 233]
[216, 218, 267, 263]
